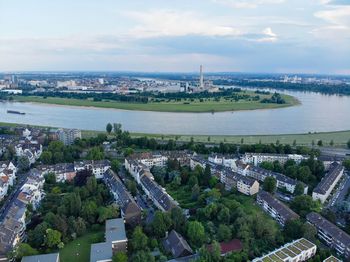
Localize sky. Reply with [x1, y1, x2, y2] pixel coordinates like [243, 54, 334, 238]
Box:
[0, 0, 349, 74]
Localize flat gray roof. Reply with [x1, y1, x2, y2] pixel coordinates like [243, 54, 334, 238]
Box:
[22, 253, 59, 262]
[90, 242, 112, 262]
[105, 218, 127, 243]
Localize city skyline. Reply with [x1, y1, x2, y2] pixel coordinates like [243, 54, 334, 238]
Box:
[0, 0, 350, 74]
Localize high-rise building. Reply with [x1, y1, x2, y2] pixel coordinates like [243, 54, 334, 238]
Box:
[199, 65, 204, 89]
[57, 128, 81, 145]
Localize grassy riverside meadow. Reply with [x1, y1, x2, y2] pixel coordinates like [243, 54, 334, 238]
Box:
[13, 91, 299, 113]
[1, 121, 349, 146]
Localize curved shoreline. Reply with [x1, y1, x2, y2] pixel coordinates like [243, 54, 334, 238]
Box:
[11, 94, 300, 113]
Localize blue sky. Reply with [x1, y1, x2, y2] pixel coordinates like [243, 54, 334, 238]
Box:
[0, 0, 349, 74]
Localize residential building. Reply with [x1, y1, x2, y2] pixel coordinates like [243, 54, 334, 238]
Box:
[15, 140, 42, 164]
[247, 165, 308, 194]
[103, 169, 141, 226]
[242, 153, 309, 166]
[38, 163, 76, 182]
[74, 160, 111, 179]
[57, 128, 81, 145]
[162, 230, 193, 258]
[257, 191, 300, 227]
[208, 154, 237, 168]
[140, 173, 178, 212]
[220, 168, 259, 196]
[22, 253, 60, 262]
[252, 238, 317, 262]
[307, 212, 350, 258]
[208, 239, 243, 256]
[323, 256, 342, 262]
[90, 218, 128, 262]
[312, 162, 344, 204]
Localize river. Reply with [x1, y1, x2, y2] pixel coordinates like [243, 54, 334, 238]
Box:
[1, 90, 350, 135]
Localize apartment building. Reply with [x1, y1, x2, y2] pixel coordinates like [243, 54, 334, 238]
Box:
[57, 128, 81, 145]
[220, 168, 259, 196]
[307, 212, 350, 258]
[252, 238, 317, 262]
[257, 191, 300, 227]
[312, 162, 344, 204]
[242, 153, 309, 166]
[103, 169, 141, 226]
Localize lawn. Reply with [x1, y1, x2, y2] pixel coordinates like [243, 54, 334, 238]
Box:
[131, 130, 350, 146]
[13, 92, 298, 113]
[59, 226, 104, 262]
[166, 185, 200, 209]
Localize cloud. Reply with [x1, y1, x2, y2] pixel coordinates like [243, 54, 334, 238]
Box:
[212, 0, 285, 9]
[124, 10, 241, 38]
[314, 6, 350, 25]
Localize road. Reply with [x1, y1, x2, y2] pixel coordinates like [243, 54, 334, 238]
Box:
[0, 171, 29, 221]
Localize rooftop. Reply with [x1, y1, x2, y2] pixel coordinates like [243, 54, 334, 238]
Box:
[105, 218, 127, 243]
[90, 242, 112, 262]
[313, 162, 344, 195]
[21, 253, 60, 262]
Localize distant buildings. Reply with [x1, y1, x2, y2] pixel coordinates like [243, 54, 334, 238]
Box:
[38, 160, 111, 182]
[245, 165, 308, 194]
[242, 153, 309, 166]
[312, 162, 344, 203]
[15, 140, 42, 165]
[0, 161, 17, 200]
[90, 218, 128, 262]
[257, 191, 299, 227]
[307, 212, 350, 258]
[252, 238, 317, 262]
[103, 169, 141, 226]
[57, 128, 81, 145]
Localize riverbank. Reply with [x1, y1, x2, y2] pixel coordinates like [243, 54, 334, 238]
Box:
[12, 92, 299, 113]
[1, 121, 349, 146]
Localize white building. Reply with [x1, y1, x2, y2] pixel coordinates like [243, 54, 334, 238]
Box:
[57, 128, 81, 145]
[312, 162, 344, 204]
[242, 153, 309, 166]
[252, 238, 317, 262]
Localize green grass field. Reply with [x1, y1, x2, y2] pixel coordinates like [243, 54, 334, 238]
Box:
[130, 130, 350, 146]
[13, 92, 298, 113]
[59, 227, 104, 262]
[1, 121, 349, 147]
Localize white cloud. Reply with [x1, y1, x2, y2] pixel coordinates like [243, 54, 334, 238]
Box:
[314, 6, 350, 26]
[125, 10, 241, 38]
[255, 27, 278, 42]
[212, 0, 285, 9]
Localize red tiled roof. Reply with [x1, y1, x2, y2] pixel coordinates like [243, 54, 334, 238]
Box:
[207, 239, 243, 255]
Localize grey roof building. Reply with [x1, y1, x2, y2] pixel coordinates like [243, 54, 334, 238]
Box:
[90, 242, 113, 262]
[307, 212, 350, 258]
[22, 253, 60, 262]
[257, 191, 299, 227]
[162, 230, 193, 258]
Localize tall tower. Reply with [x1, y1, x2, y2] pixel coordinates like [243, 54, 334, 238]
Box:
[199, 65, 204, 89]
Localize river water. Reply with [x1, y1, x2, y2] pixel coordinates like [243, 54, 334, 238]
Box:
[0, 90, 350, 135]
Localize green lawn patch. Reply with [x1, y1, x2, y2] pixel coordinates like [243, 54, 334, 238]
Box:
[59, 226, 104, 262]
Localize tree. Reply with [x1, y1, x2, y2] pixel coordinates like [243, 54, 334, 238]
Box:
[40, 151, 52, 164]
[317, 140, 323, 147]
[191, 184, 200, 200]
[283, 220, 304, 241]
[151, 211, 172, 238]
[343, 159, 350, 171]
[126, 180, 137, 196]
[106, 123, 113, 134]
[348, 139, 350, 149]
[113, 123, 122, 136]
[263, 177, 277, 193]
[329, 140, 334, 146]
[294, 182, 305, 196]
[293, 140, 297, 146]
[203, 165, 211, 186]
[199, 241, 221, 262]
[81, 201, 98, 224]
[28, 222, 49, 248]
[112, 252, 128, 262]
[171, 207, 186, 233]
[131, 226, 148, 251]
[218, 224, 232, 242]
[87, 146, 104, 160]
[131, 251, 155, 262]
[290, 195, 319, 217]
[111, 160, 120, 173]
[17, 156, 30, 171]
[97, 206, 119, 223]
[11, 243, 38, 260]
[44, 228, 62, 248]
[187, 221, 206, 248]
